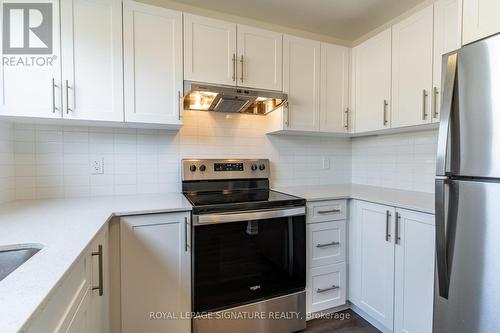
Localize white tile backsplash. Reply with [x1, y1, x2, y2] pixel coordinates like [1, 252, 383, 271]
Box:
[0, 121, 15, 203]
[8, 111, 352, 200]
[351, 130, 438, 193]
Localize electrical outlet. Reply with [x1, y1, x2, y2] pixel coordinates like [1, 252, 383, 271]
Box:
[322, 157, 331, 170]
[91, 158, 104, 175]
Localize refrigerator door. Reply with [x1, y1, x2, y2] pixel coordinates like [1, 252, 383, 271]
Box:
[439, 33, 500, 178]
[434, 179, 500, 333]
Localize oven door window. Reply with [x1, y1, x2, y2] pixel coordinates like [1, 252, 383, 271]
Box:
[193, 215, 306, 312]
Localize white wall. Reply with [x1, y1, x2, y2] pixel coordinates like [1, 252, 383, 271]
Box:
[351, 130, 437, 193]
[0, 121, 15, 204]
[11, 111, 352, 200]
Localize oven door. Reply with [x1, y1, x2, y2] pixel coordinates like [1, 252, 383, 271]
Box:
[192, 207, 306, 313]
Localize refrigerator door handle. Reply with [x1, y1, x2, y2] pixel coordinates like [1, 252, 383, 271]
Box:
[436, 52, 458, 176]
[435, 178, 450, 298]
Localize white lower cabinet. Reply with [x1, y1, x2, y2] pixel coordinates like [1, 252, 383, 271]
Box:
[306, 200, 347, 316]
[349, 200, 435, 333]
[120, 212, 191, 333]
[23, 227, 109, 333]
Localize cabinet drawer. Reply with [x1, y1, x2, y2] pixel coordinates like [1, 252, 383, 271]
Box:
[308, 263, 346, 313]
[307, 200, 347, 223]
[24, 253, 91, 332]
[308, 220, 346, 268]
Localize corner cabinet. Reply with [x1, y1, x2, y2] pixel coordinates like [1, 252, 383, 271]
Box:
[120, 212, 191, 333]
[123, 1, 183, 126]
[463, 0, 500, 45]
[391, 5, 434, 128]
[23, 227, 109, 333]
[352, 29, 392, 133]
[349, 200, 435, 333]
[282, 35, 321, 132]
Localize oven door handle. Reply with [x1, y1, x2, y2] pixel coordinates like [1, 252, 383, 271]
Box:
[193, 207, 306, 225]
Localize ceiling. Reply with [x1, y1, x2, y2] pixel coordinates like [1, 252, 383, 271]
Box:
[171, 0, 427, 41]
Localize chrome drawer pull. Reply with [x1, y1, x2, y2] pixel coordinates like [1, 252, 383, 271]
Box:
[316, 285, 340, 293]
[317, 209, 341, 214]
[316, 241, 340, 248]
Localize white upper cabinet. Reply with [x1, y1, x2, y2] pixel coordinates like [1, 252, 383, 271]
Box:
[61, 0, 123, 122]
[391, 5, 434, 128]
[320, 43, 350, 133]
[394, 209, 435, 333]
[237, 25, 282, 90]
[123, 1, 183, 125]
[463, 0, 500, 45]
[433, 0, 462, 123]
[184, 14, 237, 86]
[0, 0, 62, 119]
[283, 35, 321, 131]
[352, 29, 392, 133]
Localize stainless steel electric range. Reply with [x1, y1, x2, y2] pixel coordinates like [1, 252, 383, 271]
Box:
[182, 159, 307, 333]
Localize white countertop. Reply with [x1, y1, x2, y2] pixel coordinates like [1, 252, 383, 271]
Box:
[273, 184, 434, 214]
[0, 194, 192, 333]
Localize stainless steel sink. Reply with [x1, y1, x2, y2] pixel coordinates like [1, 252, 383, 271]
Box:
[0, 246, 42, 281]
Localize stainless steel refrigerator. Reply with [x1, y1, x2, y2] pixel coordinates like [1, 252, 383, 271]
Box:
[435, 33, 500, 333]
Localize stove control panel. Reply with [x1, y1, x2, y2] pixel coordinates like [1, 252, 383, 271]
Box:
[182, 159, 270, 181]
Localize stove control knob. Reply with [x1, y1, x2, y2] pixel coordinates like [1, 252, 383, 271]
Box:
[259, 164, 266, 171]
[251, 164, 258, 171]
[199, 164, 206, 172]
[189, 165, 197, 172]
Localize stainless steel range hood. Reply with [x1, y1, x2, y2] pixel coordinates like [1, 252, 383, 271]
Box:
[183, 81, 287, 115]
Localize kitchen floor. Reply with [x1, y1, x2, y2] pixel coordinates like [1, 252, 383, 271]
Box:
[303, 310, 380, 333]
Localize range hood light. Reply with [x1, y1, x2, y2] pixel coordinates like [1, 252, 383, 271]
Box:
[183, 81, 287, 115]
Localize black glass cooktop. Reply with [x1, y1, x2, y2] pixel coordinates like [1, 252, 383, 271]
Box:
[184, 189, 305, 214]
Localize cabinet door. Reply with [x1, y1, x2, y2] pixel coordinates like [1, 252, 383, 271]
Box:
[89, 228, 109, 333]
[66, 289, 91, 333]
[391, 5, 434, 128]
[121, 213, 191, 333]
[0, 0, 62, 118]
[123, 1, 183, 125]
[352, 29, 391, 132]
[60, 0, 123, 121]
[283, 35, 320, 131]
[394, 209, 435, 333]
[237, 25, 282, 90]
[352, 201, 395, 330]
[184, 14, 236, 85]
[463, 0, 500, 45]
[320, 43, 350, 133]
[433, 0, 462, 123]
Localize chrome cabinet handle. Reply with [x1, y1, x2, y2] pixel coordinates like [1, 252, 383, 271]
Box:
[316, 241, 340, 248]
[383, 99, 389, 126]
[240, 55, 244, 83]
[317, 209, 341, 214]
[433, 86, 440, 119]
[385, 210, 391, 242]
[344, 107, 349, 130]
[178, 90, 183, 120]
[317, 285, 339, 293]
[184, 217, 190, 252]
[52, 78, 59, 114]
[422, 89, 428, 120]
[65, 80, 72, 114]
[91, 245, 103, 296]
[232, 53, 236, 82]
[395, 212, 401, 245]
[284, 101, 290, 127]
